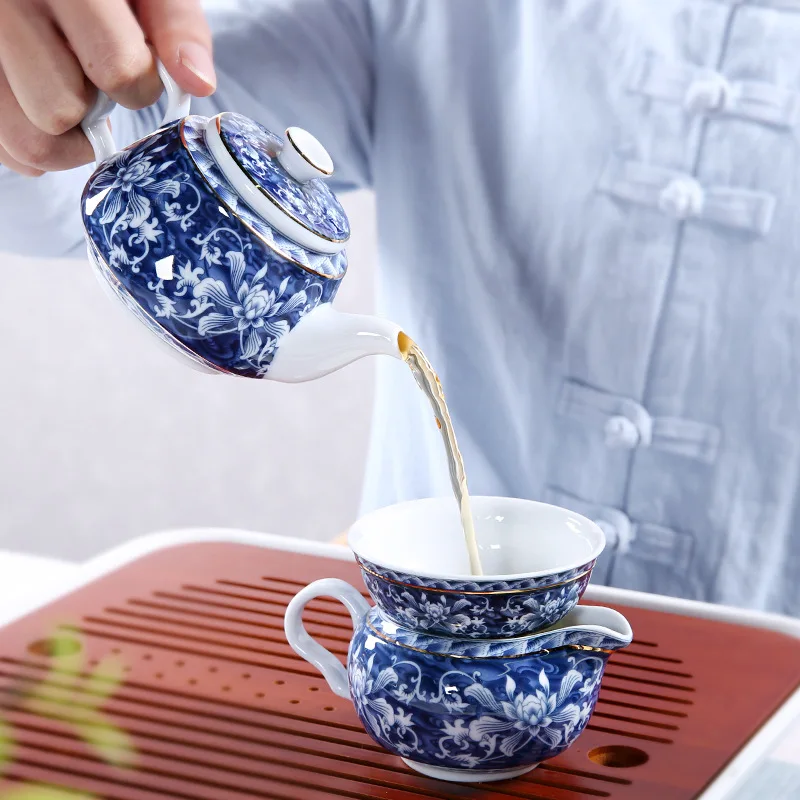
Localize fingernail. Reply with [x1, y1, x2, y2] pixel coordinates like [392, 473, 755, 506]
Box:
[178, 42, 217, 90]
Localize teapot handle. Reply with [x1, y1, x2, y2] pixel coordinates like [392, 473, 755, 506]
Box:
[284, 578, 370, 699]
[81, 61, 192, 166]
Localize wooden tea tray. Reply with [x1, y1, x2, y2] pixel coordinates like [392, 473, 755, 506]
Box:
[0, 533, 799, 800]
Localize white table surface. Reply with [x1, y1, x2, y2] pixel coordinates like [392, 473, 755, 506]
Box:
[0, 539, 798, 799]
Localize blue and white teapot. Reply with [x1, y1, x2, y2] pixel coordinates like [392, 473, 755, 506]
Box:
[80, 64, 401, 381]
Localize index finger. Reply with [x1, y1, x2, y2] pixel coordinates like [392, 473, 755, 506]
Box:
[135, 0, 216, 95]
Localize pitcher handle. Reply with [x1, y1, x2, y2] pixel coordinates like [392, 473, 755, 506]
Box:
[284, 578, 370, 699]
[81, 61, 192, 166]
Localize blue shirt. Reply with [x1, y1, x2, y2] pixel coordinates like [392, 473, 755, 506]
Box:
[2, 0, 799, 615]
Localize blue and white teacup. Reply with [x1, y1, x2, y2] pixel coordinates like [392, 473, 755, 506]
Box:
[349, 497, 606, 639]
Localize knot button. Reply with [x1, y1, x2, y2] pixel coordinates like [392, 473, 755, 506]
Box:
[605, 415, 642, 449]
[659, 177, 704, 220]
[684, 74, 733, 114]
[594, 512, 635, 554]
[594, 519, 618, 545]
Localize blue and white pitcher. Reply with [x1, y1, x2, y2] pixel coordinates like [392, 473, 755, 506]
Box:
[80, 64, 401, 381]
[285, 497, 634, 783]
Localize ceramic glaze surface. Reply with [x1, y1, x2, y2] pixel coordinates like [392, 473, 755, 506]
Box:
[285, 575, 631, 783]
[356, 556, 595, 593]
[86, 236, 213, 370]
[365, 607, 627, 658]
[359, 558, 594, 639]
[349, 497, 605, 585]
[349, 619, 608, 772]
[81, 118, 340, 377]
[183, 117, 347, 280]
[348, 497, 604, 639]
[217, 113, 350, 244]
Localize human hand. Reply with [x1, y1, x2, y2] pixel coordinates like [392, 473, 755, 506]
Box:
[0, 0, 215, 176]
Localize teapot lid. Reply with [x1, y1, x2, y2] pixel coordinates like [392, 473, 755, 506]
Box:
[204, 112, 350, 255]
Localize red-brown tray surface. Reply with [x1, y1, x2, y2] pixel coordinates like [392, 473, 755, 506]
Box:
[0, 542, 798, 799]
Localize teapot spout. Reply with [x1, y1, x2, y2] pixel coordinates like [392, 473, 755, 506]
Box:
[267, 303, 403, 383]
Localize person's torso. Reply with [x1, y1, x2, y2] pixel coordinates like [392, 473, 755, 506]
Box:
[361, 0, 800, 615]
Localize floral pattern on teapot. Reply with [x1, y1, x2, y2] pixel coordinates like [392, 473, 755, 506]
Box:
[182, 117, 347, 279]
[82, 117, 342, 377]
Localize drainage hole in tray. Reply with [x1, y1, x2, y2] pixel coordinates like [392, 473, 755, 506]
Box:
[588, 746, 649, 768]
[28, 637, 82, 658]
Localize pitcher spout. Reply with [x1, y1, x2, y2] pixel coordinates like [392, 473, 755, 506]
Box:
[542, 605, 633, 652]
[267, 303, 404, 383]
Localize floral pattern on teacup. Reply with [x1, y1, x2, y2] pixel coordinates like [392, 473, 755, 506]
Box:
[359, 564, 593, 639]
[355, 557, 595, 593]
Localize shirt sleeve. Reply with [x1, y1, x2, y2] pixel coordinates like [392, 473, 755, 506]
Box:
[0, 0, 375, 260]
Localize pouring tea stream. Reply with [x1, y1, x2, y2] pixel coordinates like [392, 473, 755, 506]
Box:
[79, 65, 483, 574]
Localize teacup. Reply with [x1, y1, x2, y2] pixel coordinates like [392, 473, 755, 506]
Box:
[350, 497, 605, 638]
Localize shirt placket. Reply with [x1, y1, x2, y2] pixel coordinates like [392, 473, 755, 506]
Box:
[546, 2, 782, 592]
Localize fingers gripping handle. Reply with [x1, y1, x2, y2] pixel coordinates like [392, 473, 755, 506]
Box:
[284, 579, 370, 699]
[81, 61, 192, 165]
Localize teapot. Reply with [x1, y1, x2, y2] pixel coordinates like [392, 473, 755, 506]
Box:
[79, 64, 402, 381]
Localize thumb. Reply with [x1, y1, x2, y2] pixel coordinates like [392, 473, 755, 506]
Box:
[135, 0, 217, 96]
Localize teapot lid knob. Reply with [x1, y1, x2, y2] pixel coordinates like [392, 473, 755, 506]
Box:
[278, 127, 334, 183]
